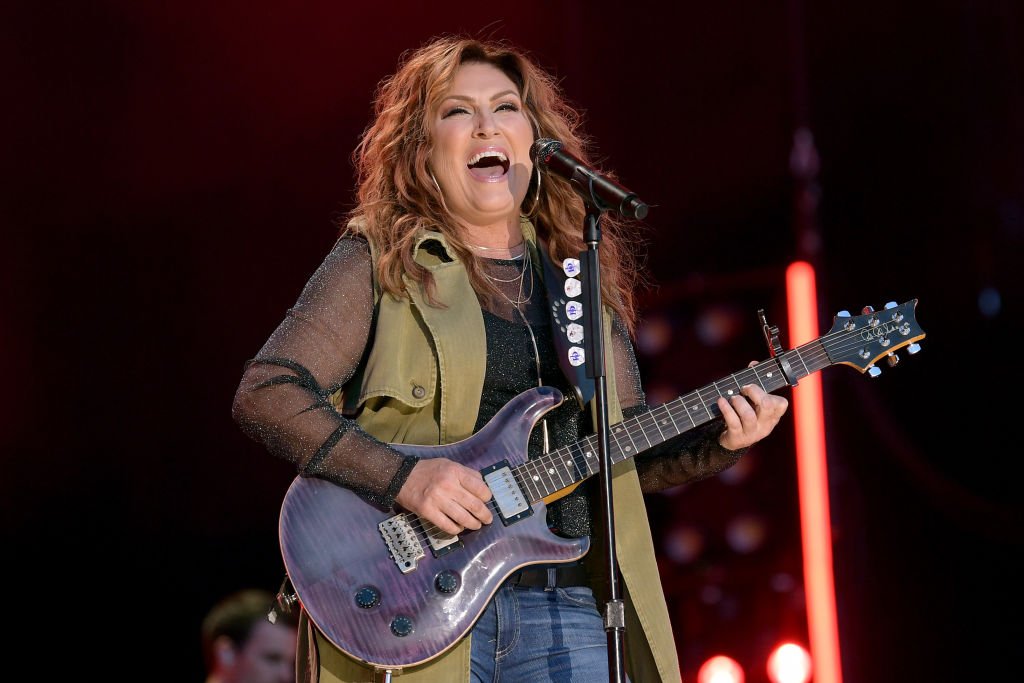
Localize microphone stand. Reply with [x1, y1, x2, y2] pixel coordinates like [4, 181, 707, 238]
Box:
[581, 202, 627, 683]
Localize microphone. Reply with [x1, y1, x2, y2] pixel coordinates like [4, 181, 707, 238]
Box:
[530, 138, 649, 219]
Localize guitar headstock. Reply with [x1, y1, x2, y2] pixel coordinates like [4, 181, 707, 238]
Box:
[823, 299, 925, 376]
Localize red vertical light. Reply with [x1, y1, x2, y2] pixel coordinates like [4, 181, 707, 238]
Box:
[785, 261, 842, 683]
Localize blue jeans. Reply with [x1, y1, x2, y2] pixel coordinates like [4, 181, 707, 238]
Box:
[470, 583, 615, 683]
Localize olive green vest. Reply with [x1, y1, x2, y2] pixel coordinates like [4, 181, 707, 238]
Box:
[303, 221, 681, 682]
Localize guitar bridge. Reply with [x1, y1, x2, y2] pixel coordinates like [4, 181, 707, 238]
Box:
[379, 514, 426, 574]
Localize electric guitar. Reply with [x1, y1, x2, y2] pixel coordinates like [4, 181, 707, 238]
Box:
[278, 300, 925, 669]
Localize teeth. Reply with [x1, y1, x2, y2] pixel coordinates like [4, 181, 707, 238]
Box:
[468, 150, 509, 165]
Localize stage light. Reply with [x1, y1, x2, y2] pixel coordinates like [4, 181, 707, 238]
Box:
[977, 286, 1001, 317]
[716, 453, 754, 485]
[786, 261, 842, 682]
[637, 314, 674, 354]
[766, 642, 812, 683]
[697, 654, 745, 683]
[770, 571, 797, 593]
[724, 514, 766, 554]
[695, 303, 743, 346]
[699, 584, 723, 606]
[663, 524, 705, 564]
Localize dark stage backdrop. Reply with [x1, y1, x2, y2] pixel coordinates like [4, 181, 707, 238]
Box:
[4, 2, 1021, 681]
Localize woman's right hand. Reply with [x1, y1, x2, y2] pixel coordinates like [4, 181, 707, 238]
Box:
[395, 458, 494, 535]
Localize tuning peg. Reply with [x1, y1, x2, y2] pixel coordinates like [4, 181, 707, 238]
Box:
[867, 365, 882, 378]
[837, 310, 856, 330]
[861, 305, 875, 314]
[883, 301, 905, 321]
[907, 342, 922, 355]
[880, 301, 905, 321]
[886, 352, 900, 367]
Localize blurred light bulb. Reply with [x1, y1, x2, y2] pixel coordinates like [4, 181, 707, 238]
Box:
[766, 642, 812, 683]
[637, 315, 673, 355]
[726, 514, 766, 554]
[697, 655, 745, 683]
[663, 525, 705, 564]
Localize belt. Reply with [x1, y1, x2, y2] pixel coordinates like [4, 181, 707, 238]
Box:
[506, 564, 590, 589]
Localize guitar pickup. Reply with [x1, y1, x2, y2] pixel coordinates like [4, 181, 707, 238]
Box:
[425, 528, 462, 557]
[481, 461, 533, 525]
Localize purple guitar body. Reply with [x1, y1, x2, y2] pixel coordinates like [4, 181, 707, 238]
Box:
[278, 300, 925, 670]
[279, 386, 588, 669]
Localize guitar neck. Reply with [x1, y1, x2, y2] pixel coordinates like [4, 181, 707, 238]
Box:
[513, 338, 830, 504]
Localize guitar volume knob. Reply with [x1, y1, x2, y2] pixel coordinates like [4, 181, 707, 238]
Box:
[390, 615, 414, 637]
[354, 586, 381, 610]
[435, 570, 461, 594]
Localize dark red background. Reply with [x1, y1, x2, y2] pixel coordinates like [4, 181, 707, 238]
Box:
[4, 2, 1021, 680]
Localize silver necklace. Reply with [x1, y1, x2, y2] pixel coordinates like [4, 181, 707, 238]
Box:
[467, 241, 527, 259]
[482, 261, 528, 284]
[485, 248, 549, 453]
[483, 247, 534, 304]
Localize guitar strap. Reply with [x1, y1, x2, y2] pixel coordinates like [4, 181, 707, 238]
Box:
[538, 243, 595, 411]
[269, 572, 299, 624]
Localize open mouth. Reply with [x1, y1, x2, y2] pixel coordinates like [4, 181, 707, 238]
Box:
[467, 150, 510, 180]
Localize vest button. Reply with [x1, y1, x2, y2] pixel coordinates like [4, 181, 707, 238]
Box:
[411, 385, 426, 399]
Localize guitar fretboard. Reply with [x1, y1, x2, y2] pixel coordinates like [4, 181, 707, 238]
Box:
[511, 338, 831, 503]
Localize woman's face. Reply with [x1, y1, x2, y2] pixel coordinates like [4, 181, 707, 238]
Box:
[429, 62, 534, 230]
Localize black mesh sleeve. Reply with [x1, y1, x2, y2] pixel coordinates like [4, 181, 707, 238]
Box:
[231, 237, 417, 509]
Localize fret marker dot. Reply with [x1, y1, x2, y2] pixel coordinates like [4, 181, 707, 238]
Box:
[727, 389, 734, 395]
[547, 468, 555, 474]
[586, 452, 593, 458]
[625, 446, 632, 452]
[767, 371, 773, 378]
[532, 475, 539, 481]
[565, 460, 572, 466]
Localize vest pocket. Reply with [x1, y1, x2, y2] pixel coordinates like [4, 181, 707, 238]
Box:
[355, 392, 439, 445]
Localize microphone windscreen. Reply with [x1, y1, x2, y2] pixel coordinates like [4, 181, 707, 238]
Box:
[530, 138, 561, 163]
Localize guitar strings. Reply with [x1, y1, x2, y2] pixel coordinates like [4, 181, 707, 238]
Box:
[396, 317, 918, 546]
[404, 321, 911, 543]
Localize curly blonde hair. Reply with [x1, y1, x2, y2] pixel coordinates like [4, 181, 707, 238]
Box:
[345, 34, 646, 334]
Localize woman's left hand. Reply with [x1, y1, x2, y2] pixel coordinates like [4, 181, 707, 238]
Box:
[716, 365, 790, 451]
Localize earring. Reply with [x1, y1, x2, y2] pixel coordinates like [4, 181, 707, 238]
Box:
[521, 165, 541, 218]
[428, 170, 452, 215]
